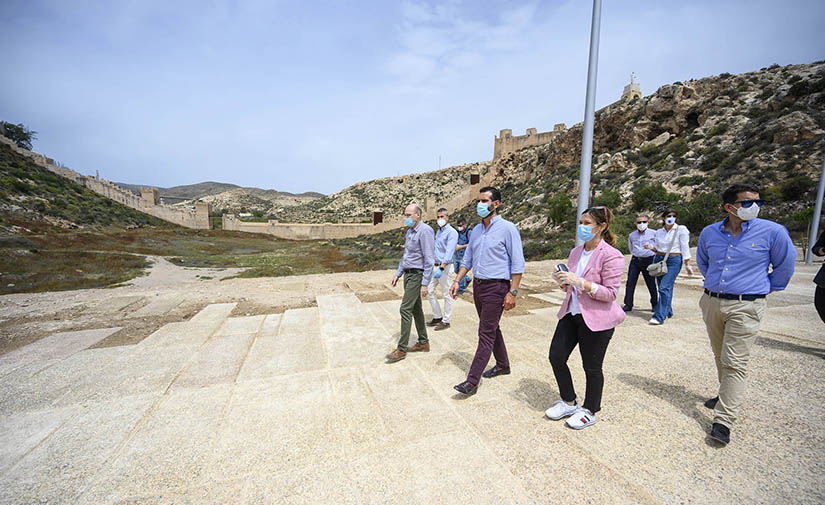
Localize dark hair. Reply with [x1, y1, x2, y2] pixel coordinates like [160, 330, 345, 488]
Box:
[456, 215, 466, 225]
[437, 207, 448, 215]
[584, 206, 617, 247]
[479, 186, 502, 203]
[662, 208, 678, 218]
[722, 183, 760, 205]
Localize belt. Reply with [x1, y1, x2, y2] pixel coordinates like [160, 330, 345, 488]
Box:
[704, 289, 766, 301]
[403, 268, 423, 274]
[475, 278, 510, 284]
[632, 255, 655, 260]
[655, 251, 681, 257]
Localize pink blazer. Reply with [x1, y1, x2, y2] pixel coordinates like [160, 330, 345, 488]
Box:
[556, 239, 626, 331]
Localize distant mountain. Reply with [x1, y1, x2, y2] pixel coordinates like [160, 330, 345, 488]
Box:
[115, 181, 324, 201]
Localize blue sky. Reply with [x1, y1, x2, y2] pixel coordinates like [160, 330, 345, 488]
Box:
[1, 0, 823, 194]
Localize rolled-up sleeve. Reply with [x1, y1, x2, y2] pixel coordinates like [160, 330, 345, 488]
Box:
[768, 225, 796, 291]
[443, 229, 459, 263]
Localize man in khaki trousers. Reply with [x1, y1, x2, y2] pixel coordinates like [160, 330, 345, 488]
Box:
[696, 184, 796, 445]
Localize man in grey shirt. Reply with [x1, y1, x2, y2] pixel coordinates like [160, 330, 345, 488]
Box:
[387, 203, 435, 363]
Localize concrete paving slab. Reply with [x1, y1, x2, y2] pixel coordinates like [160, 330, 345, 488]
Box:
[215, 315, 265, 337]
[126, 295, 183, 318]
[0, 405, 77, 474]
[528, 291, 566, 305]
[172, 333, 254, 390]
[186, 302, 237, 328]
[0, 327, 121, 373]
[2, 394, 157, 505]
[318, 293, 395, 368]
[278, 306, 320, 336]
[259, 313, 281, 337]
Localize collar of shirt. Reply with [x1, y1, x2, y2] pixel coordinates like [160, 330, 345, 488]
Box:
[482, 215, 501, 231]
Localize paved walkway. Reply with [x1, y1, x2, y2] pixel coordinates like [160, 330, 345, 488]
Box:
[0, 261, 823, 504]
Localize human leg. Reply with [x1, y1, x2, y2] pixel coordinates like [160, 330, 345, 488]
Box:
[652, 256, 681, 323]
[412, 281, 428, 345]
[639, 256, 659, 309]
[577, 322, 614, 414]
[397, 272, 421, 351]
[815, 285, 825, 324]
[548, 314, 580, 403]
[713, 298, 766, 428]
[441, 264, 455, 323]
[466, 281, 508, 385]
[623, 257, 641, 309]
[427, 270, 443, 320]
[699, 293, 726, 384]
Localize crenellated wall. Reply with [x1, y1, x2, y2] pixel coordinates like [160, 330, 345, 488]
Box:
[0, 135, 211, 229]
[493, 124, 567, 161]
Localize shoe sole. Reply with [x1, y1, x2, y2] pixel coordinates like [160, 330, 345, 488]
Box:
[545, 410, 577, 421]
[566, 420, 596, 430]
[709, 433, 729, 445]
[386, 356, 406, 363]
[482, 371, 510, 379]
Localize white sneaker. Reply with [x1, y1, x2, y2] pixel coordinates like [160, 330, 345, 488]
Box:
[565, 408, 597, 430]
[648, 317, 663, 325]
[545, 400, 578, 420]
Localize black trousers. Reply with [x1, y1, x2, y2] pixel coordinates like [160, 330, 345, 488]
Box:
[623, 255, 658, 309]
[816, 285, 825, 325]
[549, 313, 614, 413]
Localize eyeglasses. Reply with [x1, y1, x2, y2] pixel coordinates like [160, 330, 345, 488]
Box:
[734, 199, 764, 208]
[586, 206, 610, 223]
[636, 220, 648, 224]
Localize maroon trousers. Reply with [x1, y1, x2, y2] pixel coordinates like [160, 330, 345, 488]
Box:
[467, 279, 511, 385]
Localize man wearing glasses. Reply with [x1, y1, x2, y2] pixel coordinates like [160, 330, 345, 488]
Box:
[696, 184, 796, 445]
[622, 214, 658, 313]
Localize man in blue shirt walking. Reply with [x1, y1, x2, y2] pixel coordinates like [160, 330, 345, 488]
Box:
[427, 208, 459, 331]
[696, 184, 796, 445]
[387, 203, 435, 363]
[453, 216, 473, 294]
[450, 187, 525, 396]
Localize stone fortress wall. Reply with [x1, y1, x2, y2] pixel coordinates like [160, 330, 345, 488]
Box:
[0, 135, 210, 230]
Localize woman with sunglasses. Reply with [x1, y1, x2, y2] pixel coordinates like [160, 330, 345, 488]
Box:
[547, 206, 625, 430]
[646, 209, 693, 325]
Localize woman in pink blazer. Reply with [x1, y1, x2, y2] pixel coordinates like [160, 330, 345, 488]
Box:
[546, 206, 626, 430]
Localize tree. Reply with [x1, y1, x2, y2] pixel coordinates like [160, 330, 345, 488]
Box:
[0, 121, 38, 150]
[632, 182, 678, 212]
[593, 189, 622, 210]
[547, 193, 573, 226]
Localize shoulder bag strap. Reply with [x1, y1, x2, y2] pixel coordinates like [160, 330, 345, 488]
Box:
[662, 224, 679, 261]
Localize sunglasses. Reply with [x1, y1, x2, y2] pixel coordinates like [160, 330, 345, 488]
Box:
[636, 220, 648, 224]
[586, 206, 610, 223]
[734, 199, 764, 208]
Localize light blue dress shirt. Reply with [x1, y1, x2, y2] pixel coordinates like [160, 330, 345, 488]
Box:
[460, 216, 525, 280]
[696, 217, 796, 295]
[434, 224, 459, 264]
[628, 229, 656, 257]
[396, 222, 435, 286]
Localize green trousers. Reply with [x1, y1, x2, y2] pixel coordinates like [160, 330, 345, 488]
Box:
[398, 270, 428, 351]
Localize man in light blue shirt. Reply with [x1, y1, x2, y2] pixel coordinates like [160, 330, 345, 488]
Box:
[427, 208, 459, 331]
[450, 186, 525, 395]
[622, 214, 658, 312]
[387, 203, 435, 363]
[696, 184, 796, 446]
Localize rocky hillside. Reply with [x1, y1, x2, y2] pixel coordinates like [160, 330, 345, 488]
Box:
[275, 160, 492, 223]
[449, 61, 824, 259]
[0, 142, 167, 234]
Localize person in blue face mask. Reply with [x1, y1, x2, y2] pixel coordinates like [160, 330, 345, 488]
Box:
[453, 216, 473, 294]
[387, 203, 435, 363]
[646, 209, 693, 325]
[450, 187, 525, 396]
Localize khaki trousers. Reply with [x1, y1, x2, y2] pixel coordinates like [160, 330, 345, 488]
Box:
[699, 293, 766, 428]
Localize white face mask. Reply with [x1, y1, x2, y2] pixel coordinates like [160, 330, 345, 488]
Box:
[437, 218, 447, 228]
[735, 204, 760, 221]
[665, 217, 676, 226]
[636, 223, 648, 232]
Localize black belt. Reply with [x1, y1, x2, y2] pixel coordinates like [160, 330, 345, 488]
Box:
[403, 268, 423, 274]
[632, 255, 654, 260]
[475, 278, 510, 284]
[704, 289, 766, 301]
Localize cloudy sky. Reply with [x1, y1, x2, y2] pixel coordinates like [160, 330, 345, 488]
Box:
[1, 1, 823, 194]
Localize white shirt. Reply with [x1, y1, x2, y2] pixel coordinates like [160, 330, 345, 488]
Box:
[653, 225, 691, 260]
[568, 248, 594, 316]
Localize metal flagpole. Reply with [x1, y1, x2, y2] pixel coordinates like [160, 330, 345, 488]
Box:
[576, 0, 603, 246]
[806, 156, 825, 264]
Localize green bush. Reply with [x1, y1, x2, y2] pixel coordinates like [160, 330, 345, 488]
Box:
[780, 175, 814, 201]
[632, 182, 677, 212]
[593, 189, 622, 210]
[546, 193, 573, 225]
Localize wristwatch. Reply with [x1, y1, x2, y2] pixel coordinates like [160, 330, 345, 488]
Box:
[509, 289, 518, 296]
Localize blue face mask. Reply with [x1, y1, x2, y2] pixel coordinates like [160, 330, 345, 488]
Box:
[477, 202, 492, 218]
[405, 217, 414, 227]
[577, 224, 595, 242]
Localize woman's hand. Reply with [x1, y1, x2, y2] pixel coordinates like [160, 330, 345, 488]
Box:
[554, 271, 583, 289]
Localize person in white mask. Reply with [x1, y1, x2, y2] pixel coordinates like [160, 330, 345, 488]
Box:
[696, 184, 795, 445]
[622, 214, 659, 312]
[645, 209, 693, 325]
[427, 208, 459, 331]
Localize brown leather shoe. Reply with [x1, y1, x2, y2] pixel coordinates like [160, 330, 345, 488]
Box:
[426, 318, 442, 327]
[434, 322, 450, 331]
[408, 342, 430, 352]
[386, 349, 406, 362]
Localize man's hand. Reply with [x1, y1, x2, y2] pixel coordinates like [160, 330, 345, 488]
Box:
[421, 285, 428, 297]
[391, 276, 398, 287]
[449, 280, 459, 299]
[503, 292, 516, 311]
[685, 265, 695, 276]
